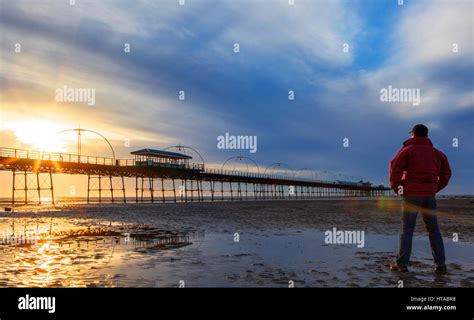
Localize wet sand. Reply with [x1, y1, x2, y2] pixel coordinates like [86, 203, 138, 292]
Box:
[0, 198, 472, 287]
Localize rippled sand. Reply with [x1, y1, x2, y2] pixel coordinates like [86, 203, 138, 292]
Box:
[0, 198, 472, 287]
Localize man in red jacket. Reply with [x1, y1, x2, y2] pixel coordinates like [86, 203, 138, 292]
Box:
[389, 124, 452, 274]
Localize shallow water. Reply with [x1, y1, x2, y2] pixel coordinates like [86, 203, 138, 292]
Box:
[0, 213, 472, 287]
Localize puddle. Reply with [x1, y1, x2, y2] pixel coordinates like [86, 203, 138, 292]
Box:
[0, 221, 204, 287]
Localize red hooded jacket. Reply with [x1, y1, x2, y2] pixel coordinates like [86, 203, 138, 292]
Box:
[389, 137, 451, 196]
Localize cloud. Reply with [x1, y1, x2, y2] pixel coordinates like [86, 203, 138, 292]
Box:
[0, 0, 363, 148]
[0, 0, 472, 193]
[394, 0, 473, 64]
[314, 0, 474, 121]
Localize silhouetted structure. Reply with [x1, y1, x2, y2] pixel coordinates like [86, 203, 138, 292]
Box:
[0, 147, 391, 205]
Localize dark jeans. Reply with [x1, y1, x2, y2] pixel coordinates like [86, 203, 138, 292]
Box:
[396, 196, 446, 267]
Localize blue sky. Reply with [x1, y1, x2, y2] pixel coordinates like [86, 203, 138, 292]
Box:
[0, 0, 473, 195]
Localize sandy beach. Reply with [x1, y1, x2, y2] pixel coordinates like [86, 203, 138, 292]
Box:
[0, 198, 472, 287]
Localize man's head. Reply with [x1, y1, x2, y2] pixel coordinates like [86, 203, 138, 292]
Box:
[410, 124, 429, 137]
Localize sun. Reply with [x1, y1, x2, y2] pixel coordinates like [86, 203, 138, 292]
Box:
[6, 120, 68, 152]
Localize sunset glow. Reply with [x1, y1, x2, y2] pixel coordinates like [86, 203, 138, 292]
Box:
[6, 120, 67, 152]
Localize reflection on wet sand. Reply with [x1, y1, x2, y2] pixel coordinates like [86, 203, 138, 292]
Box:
[0, 199, 472, 287]
[0, 219, 203, 287]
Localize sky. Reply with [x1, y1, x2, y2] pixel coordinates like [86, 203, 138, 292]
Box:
[0, 0, 473, 196]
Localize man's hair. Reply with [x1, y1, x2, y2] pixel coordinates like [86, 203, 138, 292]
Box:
[411, 124, 429, 137]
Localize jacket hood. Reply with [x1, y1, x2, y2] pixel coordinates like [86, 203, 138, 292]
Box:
[403, 136, 433, 147]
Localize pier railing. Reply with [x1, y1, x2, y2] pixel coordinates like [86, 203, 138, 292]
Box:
[0, 147, 116, 165]
[204, 167, 327, 183]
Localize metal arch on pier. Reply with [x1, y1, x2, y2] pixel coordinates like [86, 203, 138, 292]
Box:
[264, 162, 292, 178]
[221, 155, 260, 174]
[164, 145, 205, 166]
[57, 128, 116, 160]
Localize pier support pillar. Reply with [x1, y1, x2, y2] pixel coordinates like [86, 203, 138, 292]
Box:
[12, 170, 54, 205]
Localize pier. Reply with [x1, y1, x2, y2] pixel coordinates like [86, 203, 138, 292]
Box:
[0, 146, 391, 205]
